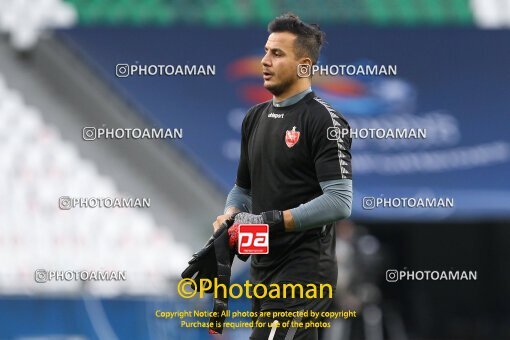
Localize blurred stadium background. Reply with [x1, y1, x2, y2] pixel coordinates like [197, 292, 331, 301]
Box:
[1, 0, 509, 339]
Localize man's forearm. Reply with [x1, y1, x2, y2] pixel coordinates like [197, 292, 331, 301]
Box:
[283, 210, 295, 231]
[224, 185, 252, 214]
[289, 179, 352, 231]
[227, 180, 351, 232]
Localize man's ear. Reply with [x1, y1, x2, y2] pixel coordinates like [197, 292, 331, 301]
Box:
[299, 57, 313, 66]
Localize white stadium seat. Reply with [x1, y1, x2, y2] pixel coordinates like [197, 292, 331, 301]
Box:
[0, 77, 189, 295]
[0, 0, 77, 50]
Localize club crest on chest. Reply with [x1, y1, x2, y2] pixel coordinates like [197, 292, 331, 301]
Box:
[285, 126, 300, 148]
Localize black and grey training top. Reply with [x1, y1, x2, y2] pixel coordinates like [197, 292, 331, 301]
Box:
[235, 90, 353, 286]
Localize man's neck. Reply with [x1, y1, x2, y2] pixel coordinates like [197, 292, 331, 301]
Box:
[273, 81, 311, 102]
[273, 86, 312, 108]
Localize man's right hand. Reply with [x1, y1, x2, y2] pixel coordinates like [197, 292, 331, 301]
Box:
[211, 209, 250, 262]
[212, 207, 241, 232]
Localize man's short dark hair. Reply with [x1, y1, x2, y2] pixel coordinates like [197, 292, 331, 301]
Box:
[268, 13, 325, 64]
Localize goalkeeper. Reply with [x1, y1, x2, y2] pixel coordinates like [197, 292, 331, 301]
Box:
[212, 13, 353, 340]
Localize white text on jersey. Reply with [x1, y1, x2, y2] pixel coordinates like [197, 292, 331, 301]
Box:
[268, 112, 285, 119]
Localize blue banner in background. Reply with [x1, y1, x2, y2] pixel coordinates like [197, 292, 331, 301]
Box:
[59, 27, 510, 221]
[0, 296, 251, 339]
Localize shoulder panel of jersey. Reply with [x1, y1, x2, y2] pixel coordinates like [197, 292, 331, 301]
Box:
[307, 95, 352, 180]
[308, 95, 349, 125]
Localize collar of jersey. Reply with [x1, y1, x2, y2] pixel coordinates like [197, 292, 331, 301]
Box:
[272, 87, 312, 108]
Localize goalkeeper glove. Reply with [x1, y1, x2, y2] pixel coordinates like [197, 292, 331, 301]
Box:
[181, 218, 235, 292]
[227, 210, 285, 251]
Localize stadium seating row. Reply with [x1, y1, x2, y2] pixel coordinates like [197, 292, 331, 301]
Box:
[0, 74, 189, 296]
[0, 0, 76, 50]
[64, 0, 473, 26]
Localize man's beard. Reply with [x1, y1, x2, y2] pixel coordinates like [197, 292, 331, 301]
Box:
[264, 76, 295, 97]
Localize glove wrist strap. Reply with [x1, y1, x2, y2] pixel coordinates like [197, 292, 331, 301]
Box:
[261, 210, 285, 234]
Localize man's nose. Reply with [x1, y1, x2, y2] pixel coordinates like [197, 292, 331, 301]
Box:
[261, 53, 271, 67]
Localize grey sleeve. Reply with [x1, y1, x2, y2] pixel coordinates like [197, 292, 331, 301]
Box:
[290, 179, 352, 231]
[224, 184, 252, 214]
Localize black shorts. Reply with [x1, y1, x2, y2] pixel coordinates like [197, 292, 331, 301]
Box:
[249, 294, 333, 340]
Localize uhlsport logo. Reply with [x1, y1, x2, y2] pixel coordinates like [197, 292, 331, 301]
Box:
[267, 112, 285, 119]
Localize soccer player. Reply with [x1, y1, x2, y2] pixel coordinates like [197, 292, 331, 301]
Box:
[213, 13, 353, 340]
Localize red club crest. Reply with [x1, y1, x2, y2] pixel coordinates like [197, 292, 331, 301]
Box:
[285, 126, 300, 148]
